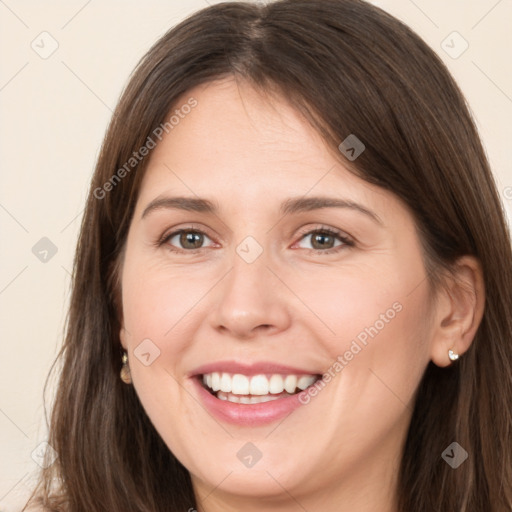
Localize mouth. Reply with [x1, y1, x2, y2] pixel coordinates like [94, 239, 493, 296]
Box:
[197, 372, 322, 404]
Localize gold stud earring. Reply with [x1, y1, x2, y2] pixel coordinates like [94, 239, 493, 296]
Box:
[120, 351, 132, 384]
[448, 349, 459, 362]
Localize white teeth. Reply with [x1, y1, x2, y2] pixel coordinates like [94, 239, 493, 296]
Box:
[220, 373, 231, 392]
[284, 375, 297, 393]
[211, 372, 221, 392]
[297, 375, 317, 390]
[232, 374, 250, 395]
[202, 371, 319, 396]
[249, 375, 270, 395]
[269, 374, 285, 394]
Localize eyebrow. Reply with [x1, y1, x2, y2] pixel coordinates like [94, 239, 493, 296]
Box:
[141, 195, 382, 225]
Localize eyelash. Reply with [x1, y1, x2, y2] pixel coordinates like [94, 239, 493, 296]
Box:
[156, 224, 354, 255]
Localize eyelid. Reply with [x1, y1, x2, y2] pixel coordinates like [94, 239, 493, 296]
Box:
[158, 223, 354, 254]
[294, 224, 353, 242]
[158, 222, 213, 239]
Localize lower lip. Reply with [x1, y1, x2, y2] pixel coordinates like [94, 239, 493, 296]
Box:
[192, 376, 312, 426]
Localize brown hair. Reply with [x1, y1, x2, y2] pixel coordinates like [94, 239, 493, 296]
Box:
[25, 0, 512, 510]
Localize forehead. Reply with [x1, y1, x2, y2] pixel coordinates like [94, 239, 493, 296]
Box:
[134, 76, 405, 225]
[152, 77, 334, 168]
[141, 78, 370, 192]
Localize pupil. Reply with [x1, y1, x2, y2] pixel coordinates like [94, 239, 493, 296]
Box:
[181, 231, 202, 249]
[313, 233, 333, 249]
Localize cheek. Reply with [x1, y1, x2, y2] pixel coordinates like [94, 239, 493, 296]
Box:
[119, 259, 191, 440]
[119, 251, 195, 391]
[290, 255, 432, 407]
[322, 275, 432, 424]
[283, 258, 421, 351]
[121, 254, 201, 338]
[296, 276, 431, 467]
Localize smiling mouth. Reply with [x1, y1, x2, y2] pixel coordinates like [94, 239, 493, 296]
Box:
[198, 372, 322, 404]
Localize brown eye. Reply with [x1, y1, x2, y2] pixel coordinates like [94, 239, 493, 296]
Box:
[295, 227, 354, 254]
[309, 232, 337, 250]
[162, 229, 214, 252]
[179, 230, 204, 249]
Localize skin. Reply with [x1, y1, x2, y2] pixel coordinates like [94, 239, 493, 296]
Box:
[119, 76, 484, 512]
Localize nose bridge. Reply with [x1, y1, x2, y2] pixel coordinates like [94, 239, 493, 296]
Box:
[209, 237, 291, 338]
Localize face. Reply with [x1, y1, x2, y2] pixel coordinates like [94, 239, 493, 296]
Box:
[119, 77, 436, 509]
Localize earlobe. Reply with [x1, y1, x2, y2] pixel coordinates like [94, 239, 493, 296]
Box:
[430, 256, 485, 368]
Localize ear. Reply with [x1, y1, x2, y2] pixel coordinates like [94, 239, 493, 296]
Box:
[112, 247, 127, 350]
[430, 256, 485, 368]
[120, 326, 127, 351]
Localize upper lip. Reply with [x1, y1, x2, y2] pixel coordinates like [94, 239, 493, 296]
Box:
[189, 360, 321, 378]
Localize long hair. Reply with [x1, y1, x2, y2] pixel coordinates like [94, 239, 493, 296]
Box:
[25, 1, 512, 510]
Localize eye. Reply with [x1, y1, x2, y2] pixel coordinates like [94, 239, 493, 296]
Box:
[160, 228, 215, 253]
[157, 225, 354, 255]
[294, 226, 354, 254]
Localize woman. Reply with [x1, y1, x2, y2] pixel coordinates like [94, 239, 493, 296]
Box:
[25, 0, 512, 510]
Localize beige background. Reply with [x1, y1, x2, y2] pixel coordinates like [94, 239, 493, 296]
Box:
[1, 0, 511, 510]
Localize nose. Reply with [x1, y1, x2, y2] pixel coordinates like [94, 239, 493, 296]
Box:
[208, 250, 292, 340]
